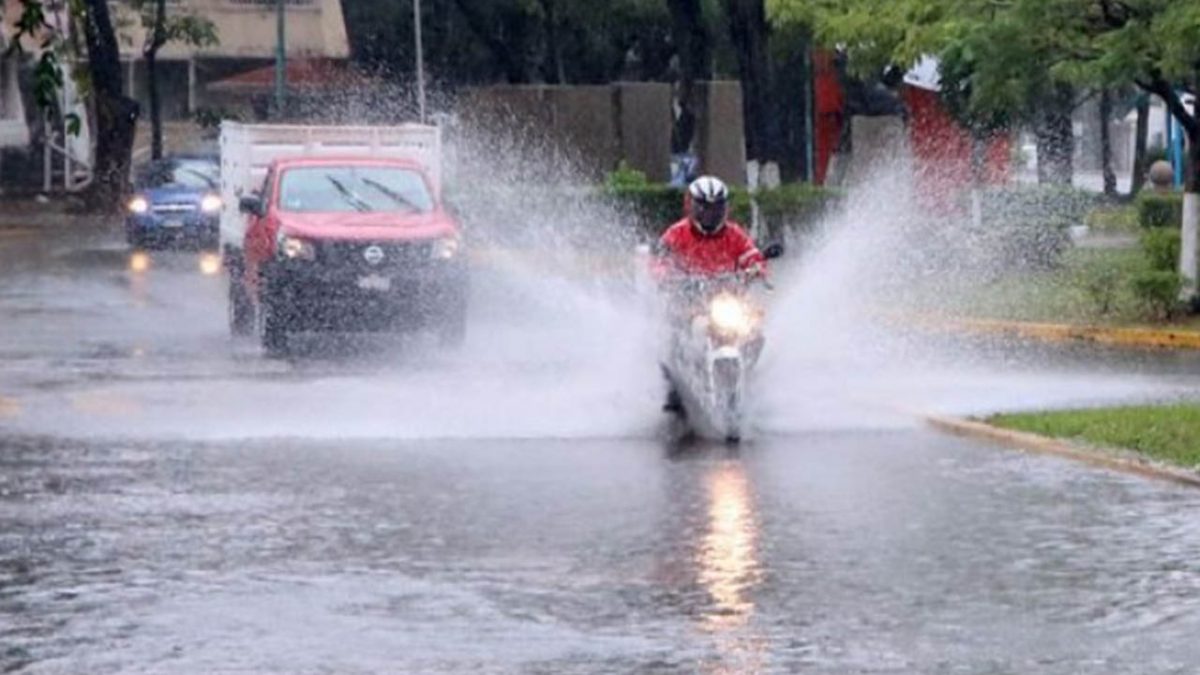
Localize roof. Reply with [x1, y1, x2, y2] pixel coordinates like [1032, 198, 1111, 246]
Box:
[206, 59, 372, 93]
[903, 57, 941, 92]
[270, 156, 427, 169]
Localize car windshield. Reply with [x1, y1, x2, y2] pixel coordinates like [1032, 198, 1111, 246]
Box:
[137, 159, 218, 190]
[278, 166, 434, 214]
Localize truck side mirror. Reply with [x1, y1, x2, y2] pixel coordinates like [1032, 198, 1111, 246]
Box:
[239, 195, 264, 217]
[763, 242, 785, 260]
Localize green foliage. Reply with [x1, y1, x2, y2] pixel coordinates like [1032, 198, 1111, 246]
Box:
[1136, 192, 1183, 229]
[773, 1, 1200, 148]
[1129, 269, 1184, 320]
[1140, 228, 1182, 272]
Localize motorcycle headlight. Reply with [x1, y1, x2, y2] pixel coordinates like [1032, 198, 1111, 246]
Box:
[200, 194, 223, 213]
[709, 294, 754, 336]
[431, 236, 460, 260]
[277, 233, 316, 261]
[128, 196, 150, 214]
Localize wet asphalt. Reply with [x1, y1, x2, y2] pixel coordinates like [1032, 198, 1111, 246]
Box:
[3, 227, 1200, 674]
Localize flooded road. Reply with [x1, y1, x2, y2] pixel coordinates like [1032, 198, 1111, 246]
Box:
[3, 228, 1200, 673]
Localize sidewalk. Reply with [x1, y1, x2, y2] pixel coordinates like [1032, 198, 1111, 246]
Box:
[0, 196, 120, 231]
[916, 315, 1200, 350]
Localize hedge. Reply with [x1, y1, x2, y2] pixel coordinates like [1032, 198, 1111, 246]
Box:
[604, 182, 839, 241]
[1136, 192, 1183, 229]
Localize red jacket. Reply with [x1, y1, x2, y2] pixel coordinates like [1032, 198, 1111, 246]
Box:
[652, 219, 766, 279]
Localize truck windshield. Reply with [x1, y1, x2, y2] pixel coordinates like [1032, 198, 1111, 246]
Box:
[278, 166, 434, 214]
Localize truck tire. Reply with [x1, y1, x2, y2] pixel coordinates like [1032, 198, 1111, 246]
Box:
[226, 255, 254, 337]
[258, 273, 290, 358]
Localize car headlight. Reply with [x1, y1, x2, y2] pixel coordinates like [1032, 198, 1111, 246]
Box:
[709, 293, 754, 336]
[431, 236, 460, 260]
[200, 194, 223, 213]
[128, 196, 149, 214]
[277, 233, 316, 261]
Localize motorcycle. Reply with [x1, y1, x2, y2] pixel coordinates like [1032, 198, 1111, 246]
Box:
[659, 244, 782, 442]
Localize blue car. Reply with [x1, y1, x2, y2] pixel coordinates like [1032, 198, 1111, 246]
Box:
[125, 155, 222, 250]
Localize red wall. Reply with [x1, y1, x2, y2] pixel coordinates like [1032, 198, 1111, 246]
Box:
[810, 52, 1010, 204]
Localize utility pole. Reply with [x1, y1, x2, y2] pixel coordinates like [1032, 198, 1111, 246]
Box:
[414, 0, 427, 123]
[275, 0, 286, 116]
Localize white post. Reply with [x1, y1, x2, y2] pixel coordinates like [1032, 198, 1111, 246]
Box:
[414, 0, 426, 123]
[1182, 192, 1199, 300]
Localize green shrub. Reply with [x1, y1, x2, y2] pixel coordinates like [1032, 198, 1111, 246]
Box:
[1136, 192, 1183, 229]
[1074, 260, 1123, 316]
[1085, 204, 1138, 233]
[605, 181, 838, 239]
[1130, 269, 1184, 320]
[605, 162, 650, 190]
[1140, 228, 1182, 272]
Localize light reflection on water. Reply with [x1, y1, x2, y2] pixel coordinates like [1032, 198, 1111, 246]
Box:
[695, 458, 769, 673]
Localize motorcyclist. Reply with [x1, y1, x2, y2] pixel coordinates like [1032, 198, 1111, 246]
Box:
[653, 176, 768, 413]
[651, 176, 767, 281]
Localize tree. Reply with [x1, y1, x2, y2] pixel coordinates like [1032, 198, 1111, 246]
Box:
[723, 0, 781, 168]
[127, 0, 217, 160]
[5, 0, 137, 208]
[769, 0, 1081, 185]
[666, 0, 710, 156]
[1038, 0, 1200, 297]
[80, 0, 140, 209]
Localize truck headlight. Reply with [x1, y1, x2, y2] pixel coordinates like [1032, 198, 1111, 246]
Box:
[431, 236, 460, 260]
[128, 196, 149, 214]
[200, 194, 223, 213]
[278, 234, 316, 261]
[709, 294, 754, 336]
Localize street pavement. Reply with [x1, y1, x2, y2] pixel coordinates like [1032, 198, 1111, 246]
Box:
[3, 225, 1200, 673]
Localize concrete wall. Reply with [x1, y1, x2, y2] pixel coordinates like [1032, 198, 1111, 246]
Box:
[457, 80, 743, 185]
[696, 81, 747, 186]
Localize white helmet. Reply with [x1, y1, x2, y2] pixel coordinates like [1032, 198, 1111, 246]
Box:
[687, 175, 729, 235]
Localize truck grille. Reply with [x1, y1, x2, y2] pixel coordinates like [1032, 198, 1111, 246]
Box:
[319, 241, 431, 272]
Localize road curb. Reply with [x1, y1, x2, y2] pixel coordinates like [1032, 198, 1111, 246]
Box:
[923, 316, 1200, 351]
[924, 413, 1200, 489]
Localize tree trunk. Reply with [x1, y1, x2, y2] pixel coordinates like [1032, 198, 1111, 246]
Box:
[1130, 95, 1150, 196]
[147, 0, 167, 160]
[666, 0, 709, 156]
[538, 0, 564, 84]
[83, 0, 140, 210]
[1036, 84, 1075, 185]
[723, 0, 779, 165]
[1099, 89, 1116, 196]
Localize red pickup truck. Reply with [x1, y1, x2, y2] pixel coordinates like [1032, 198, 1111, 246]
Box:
[228, 156, 467, 355]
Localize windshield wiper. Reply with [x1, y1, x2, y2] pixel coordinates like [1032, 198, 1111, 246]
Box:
[180, 168, 217, 189]
[325, 175, 372, 212]
[359, 177, 423, 212]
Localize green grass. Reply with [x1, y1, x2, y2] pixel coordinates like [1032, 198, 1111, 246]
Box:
[990, 404, 1200, 469]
